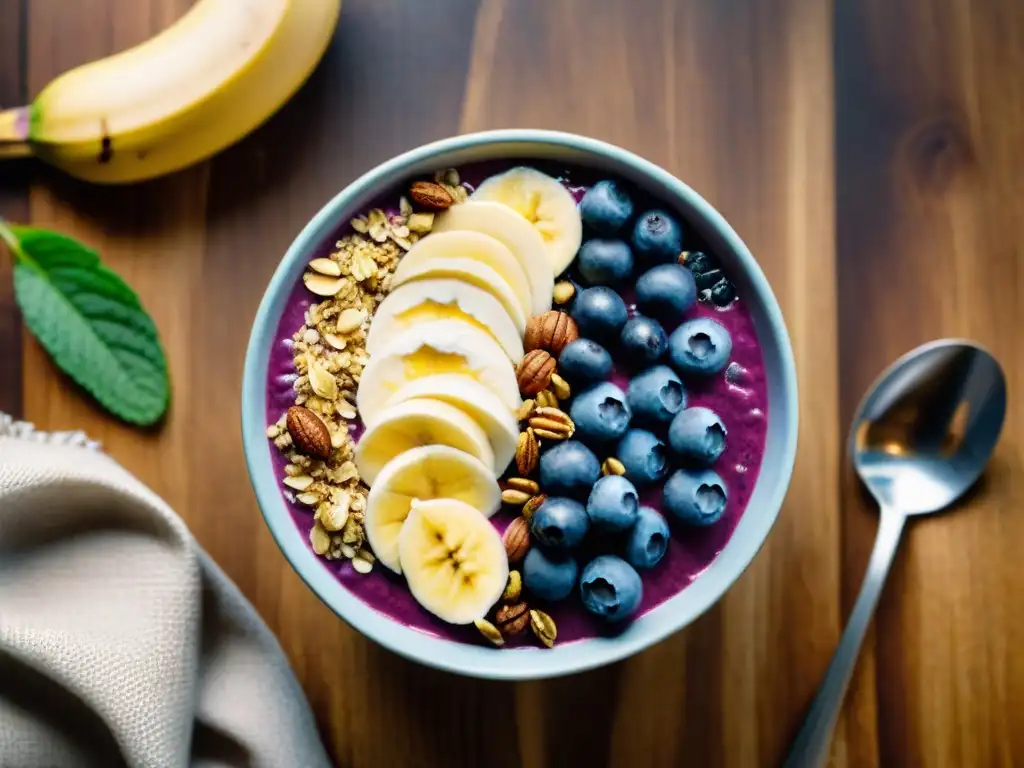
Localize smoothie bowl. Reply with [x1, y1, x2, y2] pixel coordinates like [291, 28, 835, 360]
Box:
[242, 130, 797, 679]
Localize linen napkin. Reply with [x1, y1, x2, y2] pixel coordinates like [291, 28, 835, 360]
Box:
[0, 414, 332, 768]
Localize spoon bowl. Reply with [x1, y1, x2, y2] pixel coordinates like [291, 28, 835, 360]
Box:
[850, 339, 1006, 516]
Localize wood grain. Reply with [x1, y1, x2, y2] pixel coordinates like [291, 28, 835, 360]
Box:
[0, 0, 26, 416]
[8, 0, 1024, 765]
[836, 0, 1024, 765]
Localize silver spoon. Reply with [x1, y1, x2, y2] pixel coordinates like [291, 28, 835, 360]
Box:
[784, 339, 1006, 767]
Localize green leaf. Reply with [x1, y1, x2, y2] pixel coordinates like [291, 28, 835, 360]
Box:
[1, 223, 170, 426]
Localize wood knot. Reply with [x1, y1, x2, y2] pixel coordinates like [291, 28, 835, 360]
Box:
[906, 115, 975, 193]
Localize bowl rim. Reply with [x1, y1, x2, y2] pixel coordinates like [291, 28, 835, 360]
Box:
[242, 129, 799, 680]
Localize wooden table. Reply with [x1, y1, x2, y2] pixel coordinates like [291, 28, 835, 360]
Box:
[3, 1, 1022, 765]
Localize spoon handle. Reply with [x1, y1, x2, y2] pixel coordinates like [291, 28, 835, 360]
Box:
[783, 508, 906, 768]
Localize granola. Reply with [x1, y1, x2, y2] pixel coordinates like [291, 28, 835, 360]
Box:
[267, 219, 406, 570]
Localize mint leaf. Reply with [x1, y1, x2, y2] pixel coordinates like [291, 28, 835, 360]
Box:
[1, 223, 170, 426]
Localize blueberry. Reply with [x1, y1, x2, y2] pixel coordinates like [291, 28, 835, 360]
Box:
[586, 475, 639, 532]
[539, 440, 601, 499]
[711, 279, 736, 306]
[616, 428, 668, 486]
[663, 468, 728, 526]
[558, 339, 613, 387]
[579, 555, 643, 622]
[627, 365, 685, 426]
[668, 406, 727, 465]
[577, 239, 634, 287]
[530, 497, 590, 549]
[624, 507, 670, 570]
[620, 315, 667, 365]
[570, 382, 631, 447]
[632, 209, 683, 265]
[579, 180, 634, 236]
[635, 264, 696, 320]
[668, 318, 733, 376]
[523, 548, 579, 602]
[683, 250, 714, 276]
[571, 286, 628, 338]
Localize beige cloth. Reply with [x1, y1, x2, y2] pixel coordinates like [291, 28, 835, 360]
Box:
[0, 415, 332, 768]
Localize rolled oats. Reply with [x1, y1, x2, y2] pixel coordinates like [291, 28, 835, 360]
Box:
[310, 523, 331, 556]
[324, 333, 347, 350]
[303, 273, 346, 297]
[336, 308, 366, 334]
[283, 474, 315, 491]
[309, 258, 341, 277]
[296, 492, 320, 506]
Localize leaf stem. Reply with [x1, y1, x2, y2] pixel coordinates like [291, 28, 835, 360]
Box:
[0, 219, 24, 264]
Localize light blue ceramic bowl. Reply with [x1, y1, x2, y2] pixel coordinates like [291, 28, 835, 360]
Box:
[242, 130, 798, 680]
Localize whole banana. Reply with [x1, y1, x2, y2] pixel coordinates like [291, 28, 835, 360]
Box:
[0, 0, 341, 184]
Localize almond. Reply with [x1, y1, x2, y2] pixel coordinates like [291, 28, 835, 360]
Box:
[549, 372, 571, 401]
[602, 457, 626, 476]
[535, 389, 559, 409]
[524, 311, 579, 356]
[501, 488, 532, 506]
[516, 399, 536, 422]
[530, 609, 557, 648]
[503, 517, 531, 564]
[286, 406, 332, 459]
[409, 180, 454, 211]
[516, 349, 556, 396]
[475, 617, 504, 647]
[504, 477, 540, 495]
[503, 570, 523, 602]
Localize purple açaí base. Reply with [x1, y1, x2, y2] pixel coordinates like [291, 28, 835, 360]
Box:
[265, 160, 768, 646]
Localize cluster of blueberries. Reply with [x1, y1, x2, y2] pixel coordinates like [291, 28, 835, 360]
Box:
[520, 180, 735, 624]
[572, 179, 736, 307]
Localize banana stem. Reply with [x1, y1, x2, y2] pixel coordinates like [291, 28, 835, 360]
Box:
[0, 107, 32, 159]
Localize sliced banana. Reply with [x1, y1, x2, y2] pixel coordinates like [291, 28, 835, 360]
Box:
[354, 397, 495, 485]
[396, 231, 532, 320]
[399, 498, 509, 624]
[364, 446, 501, 574]
[472, 167, 583, 277]
[434, 200, 554, 315]
[366, 279, 524, 363]
[384, 374, 520, 476]
[390, 256, 527, 333]
[356, 319, 521, 428]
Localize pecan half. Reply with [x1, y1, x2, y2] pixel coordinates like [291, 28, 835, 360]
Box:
[516, 349, 556, 396]
[524, 311, 579, 356]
